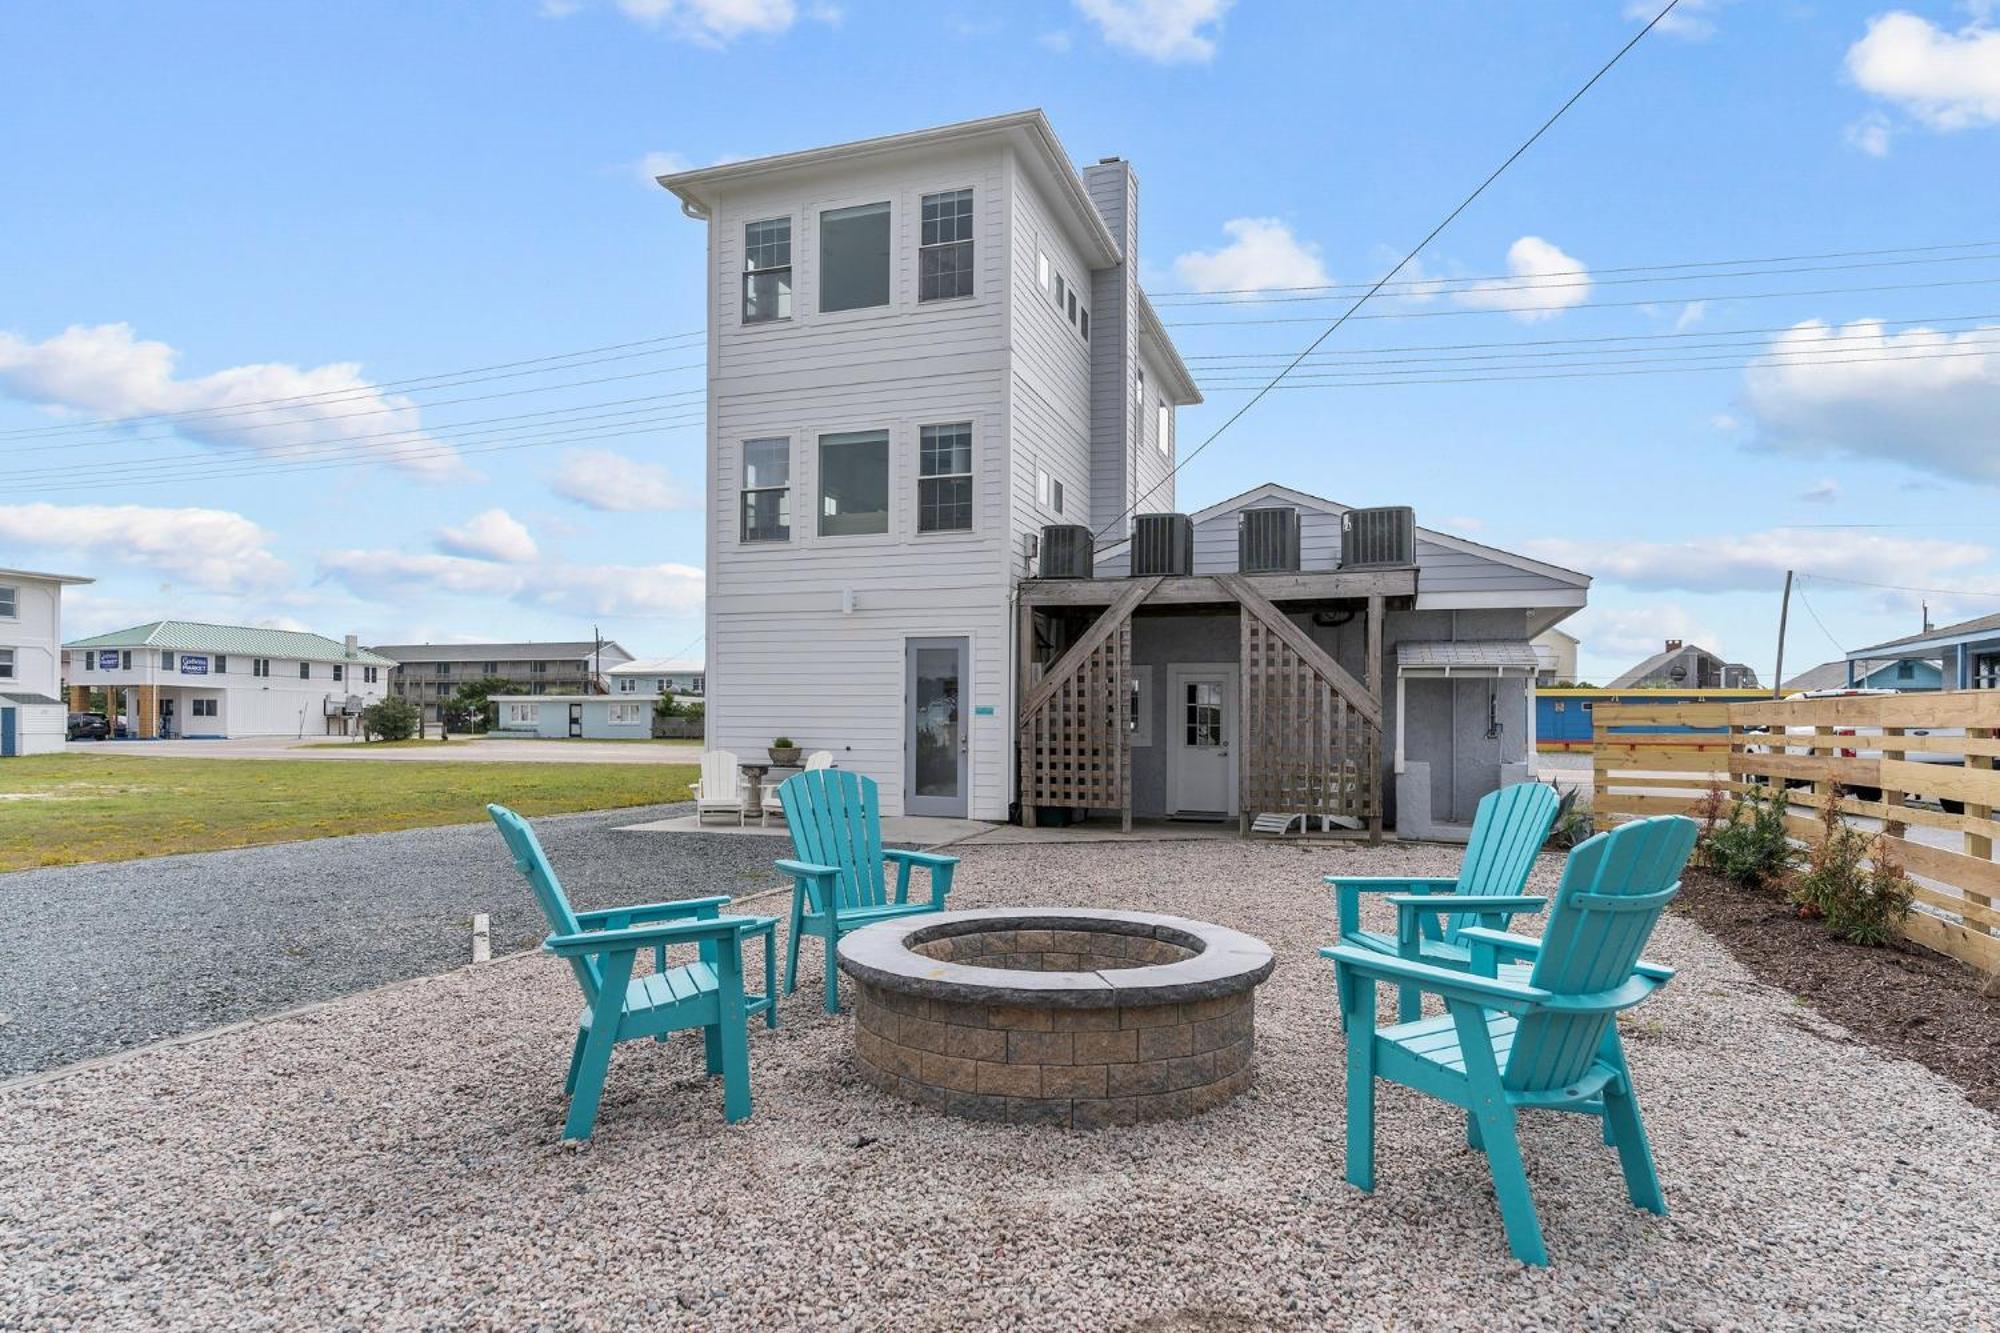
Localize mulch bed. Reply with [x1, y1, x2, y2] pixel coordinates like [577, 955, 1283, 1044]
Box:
[1673, 867, 2000, 1115]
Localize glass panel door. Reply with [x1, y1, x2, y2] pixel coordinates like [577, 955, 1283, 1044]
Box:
[905, 637, 968, 817]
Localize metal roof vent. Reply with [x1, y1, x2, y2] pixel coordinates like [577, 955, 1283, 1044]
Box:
[1238, 506, 1300, 573]
[1038, 524, 1095, 579]
[1131, 513, 1194, 577]
[1339, 506, 1415, 568]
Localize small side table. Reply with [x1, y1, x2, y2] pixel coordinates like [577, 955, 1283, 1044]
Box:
[737, 762, 771, 823]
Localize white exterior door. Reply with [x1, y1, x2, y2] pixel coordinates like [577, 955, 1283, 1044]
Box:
[905, 637, 968, 818]
[1168, 665, 1237, 819]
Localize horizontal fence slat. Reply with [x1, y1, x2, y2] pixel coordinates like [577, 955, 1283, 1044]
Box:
[1732, 693, 2000, 729]
[1880, 757, 2000, 807]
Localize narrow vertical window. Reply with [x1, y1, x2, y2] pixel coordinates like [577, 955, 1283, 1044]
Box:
[917, 422, 973, 532]
[1079, 307, 1089, 341]
[1135, 367, 1145, 406]
[1051, 478, 1064, 514]
[1053, 273, 1065, 309]
[740, 438, 791, 542]
[1158, 401, 1170, 456]
[1066, 289, 1077, 324]
[918, 188, 974, 302]
[742, 217, 792, 323]
[1037, 250, 1049, 290]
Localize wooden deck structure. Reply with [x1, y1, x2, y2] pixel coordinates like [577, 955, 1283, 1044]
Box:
[1015, 568, 1417, 837]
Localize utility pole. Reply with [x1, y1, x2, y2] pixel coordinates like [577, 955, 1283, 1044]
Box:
[593, 624, 603, 695]
[1773, 569, 1793, 698]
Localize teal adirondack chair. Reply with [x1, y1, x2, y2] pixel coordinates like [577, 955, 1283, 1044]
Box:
[774, 769, 957, 1013]
[1322, 814, 1698, 1266]
[1328, 781, 1561, 1022]
[487, 803, 778, 1140]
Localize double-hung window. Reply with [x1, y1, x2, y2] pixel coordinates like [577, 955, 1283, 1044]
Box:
[740, 438, 791, 542]
[333, 664, 344, 683]
[818, 429, 889, 536]
[0, 585, 15, 619]
[918, 188, 973, 302]
[820, 202, 891, 312]
[215, 655, 228, 673]
[161, 651, 175, 670]
[253, 658, 270, 678]
[742, 216, 792, 323]
[299, 661, 311, 679]
[364, 666, 378, 684]
[0, 648, 13, 680]
[917, 423, 973, 533]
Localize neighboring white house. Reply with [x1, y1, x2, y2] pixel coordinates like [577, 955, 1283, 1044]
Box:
[1531, 628, 1580, 686]
[661, 112, 1589, 834]
[61, 622, 395, 739]
[607, 658, 705, 698]
[1, 566, 94, 757]
[490, 694, 659, 740]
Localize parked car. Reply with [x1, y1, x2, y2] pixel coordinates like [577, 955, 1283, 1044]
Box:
[67, 712, 109, 741]
[1742, 687, 1965, 810]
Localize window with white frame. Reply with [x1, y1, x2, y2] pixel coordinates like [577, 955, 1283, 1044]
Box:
[918, 188, 973, 302]
[300, 661, 311, 679]
[608, 702, 645, 725]
[1157, 401, 1171, 456]
[917, 422, 973, 532]
[253, 658, 270, 677]
[0, 585, 15, 619]
[742, 216, 792, 323]
[0, 648, 13, 680]
[1052, 477, 1064, 514]
[819, 429, 890, 536]
[1052, 272, 1065, 310]
[617, 676, 637, 693]
[820, 201, 891, 312]
[214, 655, 228, 673]
[364, 666, 378, 684]
[1128, 665, 1154, 746]
[191, 698, 218, 718]
[740, 438, 791, 542]
[333, 664, 344, 683]
[1079, 307, 1089, 341]
[507, 703, 540, 724]
[1037, 250, 1049, 290]
[161, 651, 175, 669]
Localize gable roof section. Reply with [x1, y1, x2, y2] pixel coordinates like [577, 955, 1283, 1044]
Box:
[65, 621, 397, 666]
[659, 109, 1123, 269]
[1606, 642, 1746, 688]
[1098, 481, 1591, 588]
[1848, 611, 2000, 660]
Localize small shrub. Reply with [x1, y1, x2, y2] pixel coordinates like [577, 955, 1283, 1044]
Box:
[1698, 781, 1794, 889]
[1788, 795, 1914, 946]
[360, 695, 420, 742]
[771, 735, 795, 748]
[1545, 779, 1593, 849]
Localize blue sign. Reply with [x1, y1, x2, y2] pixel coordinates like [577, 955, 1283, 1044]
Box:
[179, 656, 209, 675]
[973, 704, 995, 717]
[97, 650, 120, 670]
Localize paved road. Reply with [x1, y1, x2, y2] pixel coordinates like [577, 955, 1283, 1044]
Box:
[0, 803, 788, 1079]
[69, 736, 703, 764]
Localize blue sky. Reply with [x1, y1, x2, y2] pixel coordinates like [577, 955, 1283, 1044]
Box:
[2, 0, 1997, 681]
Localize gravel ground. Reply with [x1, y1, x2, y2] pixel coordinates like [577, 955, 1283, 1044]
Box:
[4, 839, 1995, 1330]
[0, 803, 787, 1077]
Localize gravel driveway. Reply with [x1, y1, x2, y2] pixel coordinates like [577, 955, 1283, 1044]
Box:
[3, 839, 1994, 1329]
[0, 803, 787, 1078]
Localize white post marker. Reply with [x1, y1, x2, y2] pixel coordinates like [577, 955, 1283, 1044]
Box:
[471, 913, 491, 964]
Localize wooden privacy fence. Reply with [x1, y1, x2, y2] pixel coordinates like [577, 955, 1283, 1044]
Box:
[1592, 691, 2000, 972]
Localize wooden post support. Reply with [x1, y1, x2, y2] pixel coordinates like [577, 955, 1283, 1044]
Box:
[136, 684, 157, 740]
[1017, 597, 1037, 829]
[1366, 593, 1384, 844]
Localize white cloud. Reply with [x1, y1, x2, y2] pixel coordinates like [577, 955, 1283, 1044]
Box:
[319, 549, 704, 618]
[1074, 0, 1231, 63]
[634, 150, 692, 183]
[606, 0, 825, 44]
[1846, 112, 1895, 156]
[1846, 11, 2000, 131]
[0, 502, 289, 591]
[1674, 300, 1707, 332]
[1624, 0, 1724, 41]
[1797, 479, 1840, 504]
[0, 323, 462, 479]
[1453, 237, 1591, 322]
[548, 447, 695, 512]
[1522, 526, 1993, 595]
[436, 508, 538, 564]
[1171, 218, 1331, 295]
[1570, 602, 1727, 664]
[1741, 318, 2000, 485]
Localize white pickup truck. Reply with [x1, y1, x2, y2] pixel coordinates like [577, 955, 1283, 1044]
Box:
[1747, 687, 1968, 812]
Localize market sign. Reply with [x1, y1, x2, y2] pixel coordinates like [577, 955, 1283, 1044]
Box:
[97, 650, 120, 670]
[179, 655, 209, 675]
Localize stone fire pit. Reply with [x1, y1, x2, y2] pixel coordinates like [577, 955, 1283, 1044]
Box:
[836, 908, 1276, 1128]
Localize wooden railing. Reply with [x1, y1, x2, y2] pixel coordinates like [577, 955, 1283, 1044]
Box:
[1592, 691, 2000, 972]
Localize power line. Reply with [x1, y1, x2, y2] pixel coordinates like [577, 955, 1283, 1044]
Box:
[1179, 312, 2000, 366]
[1161, 275, 2000, 328]
[1794, 583, 1848, 655]
[1095, 0, 1685, 542]
[1151, 246, 2000, 306]
[1798, 572, 2000, 601]
[1193, 342, 2000, 391]
[0, 330, 706, 442]
[1147, 239, 2000, 298]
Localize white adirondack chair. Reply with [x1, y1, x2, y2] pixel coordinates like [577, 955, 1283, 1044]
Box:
[762, 750, 833, 822]
[691, 750, 745, 825]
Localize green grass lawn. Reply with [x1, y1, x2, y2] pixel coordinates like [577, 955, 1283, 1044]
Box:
[0, 754, 696, 872]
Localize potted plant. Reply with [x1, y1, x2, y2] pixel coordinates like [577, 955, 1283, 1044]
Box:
[768, 736, 801, 765]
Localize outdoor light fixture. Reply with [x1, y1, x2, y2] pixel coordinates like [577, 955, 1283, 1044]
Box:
[841, 588, 856, 614]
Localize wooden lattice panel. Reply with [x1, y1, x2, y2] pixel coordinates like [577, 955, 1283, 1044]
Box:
[1022, 624, 1129, 812]
[1239, 616, 1380, 821]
